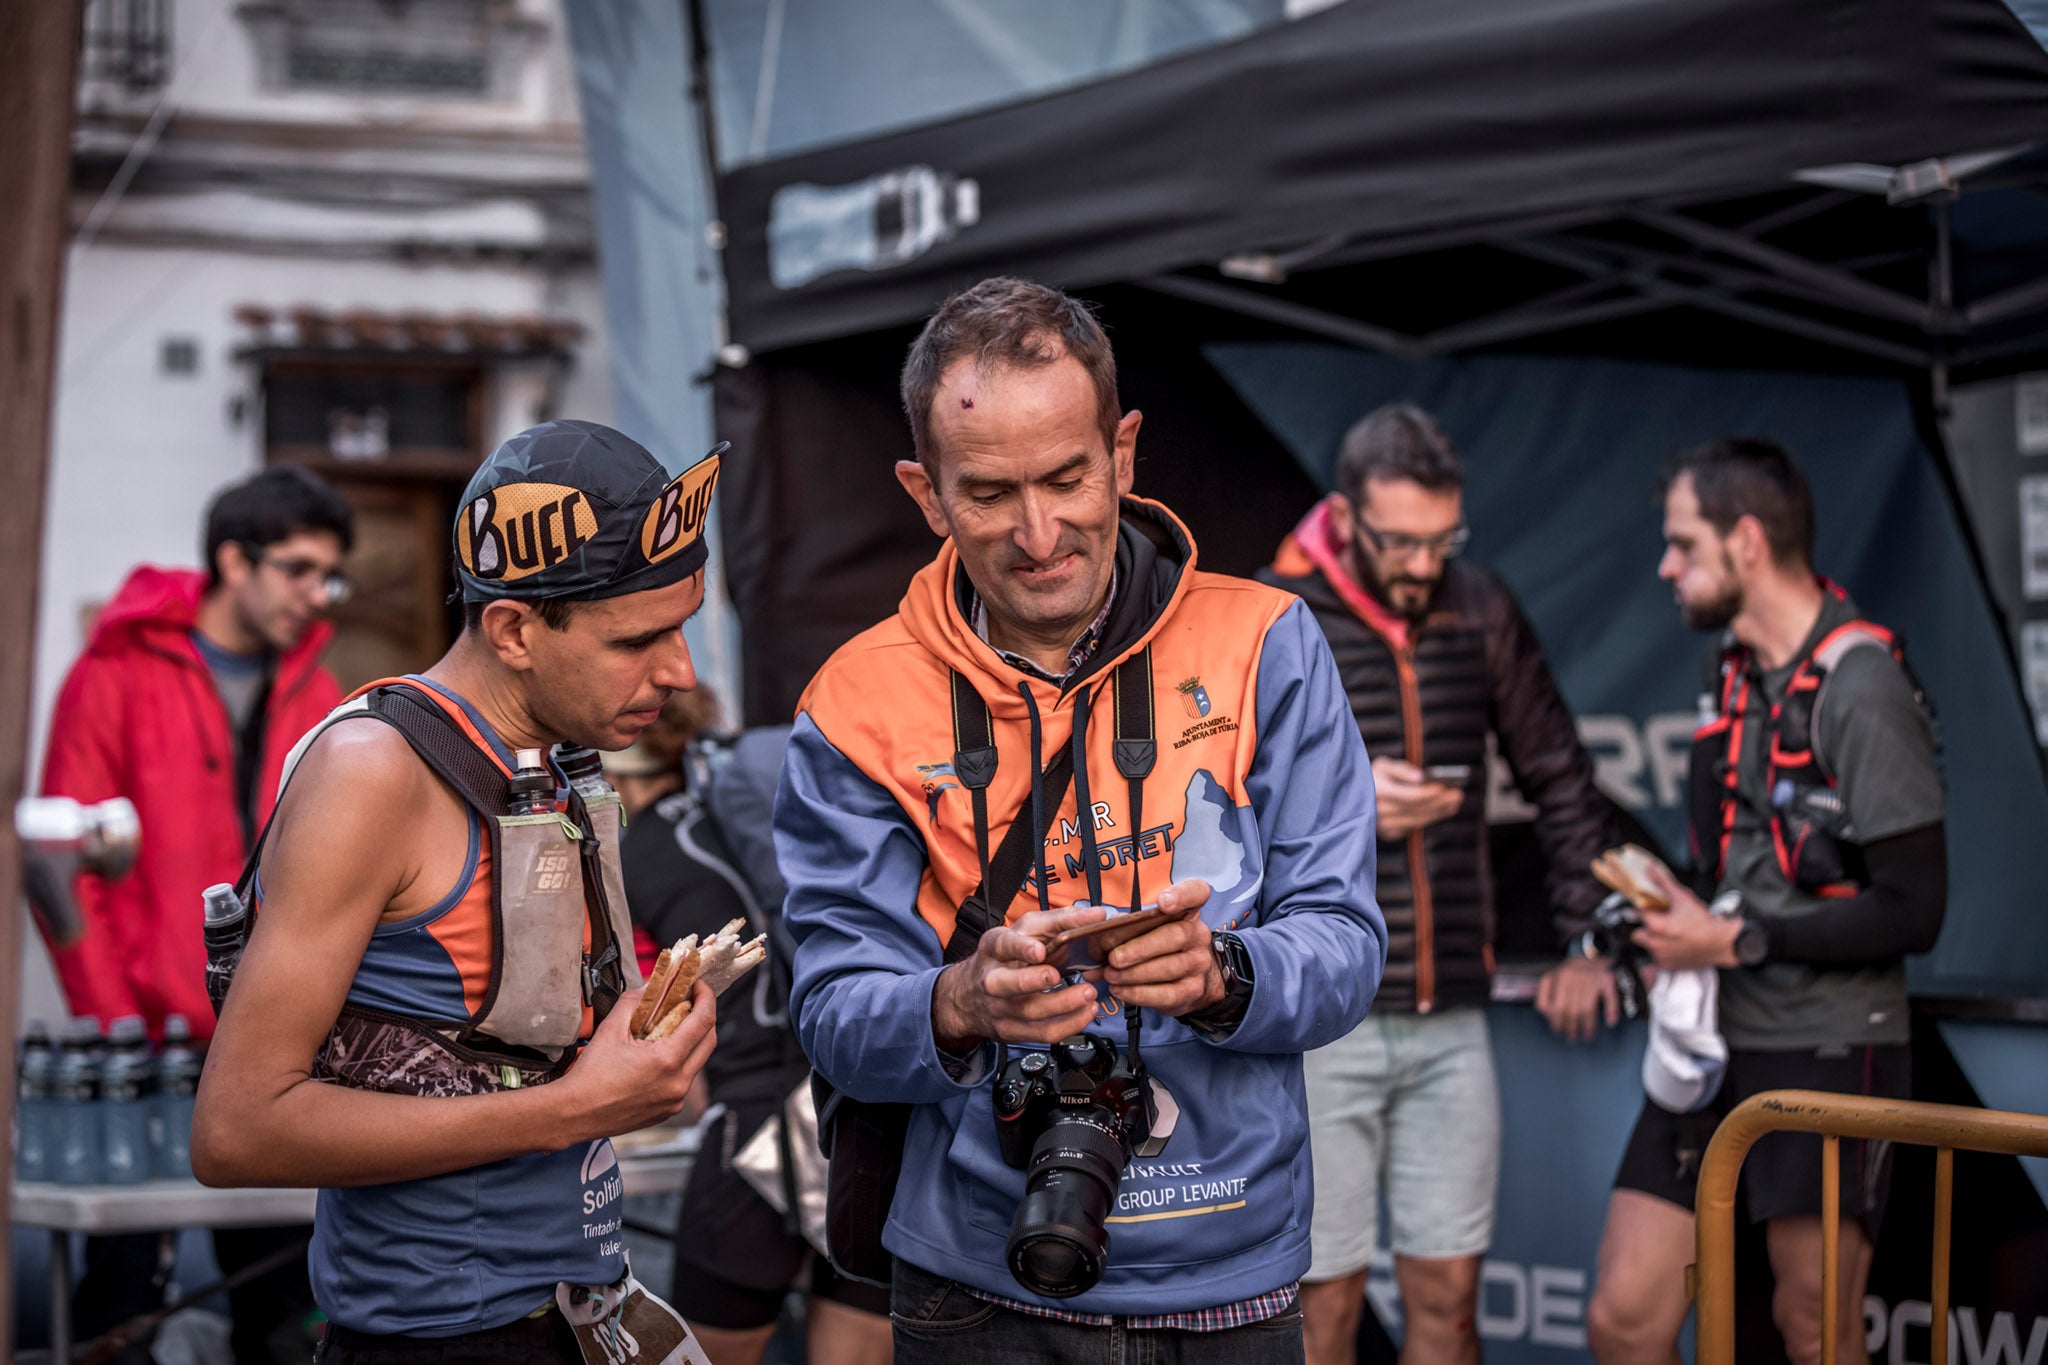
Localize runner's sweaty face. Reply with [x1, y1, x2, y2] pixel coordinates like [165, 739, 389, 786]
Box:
[1660, 473, 1743, 631]
[903, 351, 1139, 667]
[518, 571, 706, 751]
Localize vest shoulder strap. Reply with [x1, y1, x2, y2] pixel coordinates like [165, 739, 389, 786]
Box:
[1804, 621, 1903, 780]
[236, 684, 506, 901]
[362, 686, 511, 817]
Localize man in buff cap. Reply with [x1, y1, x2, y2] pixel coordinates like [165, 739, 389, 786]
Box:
[196, 421, 726, 1363]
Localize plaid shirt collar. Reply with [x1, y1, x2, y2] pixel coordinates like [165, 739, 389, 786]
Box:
[970, 563, 1118, 684]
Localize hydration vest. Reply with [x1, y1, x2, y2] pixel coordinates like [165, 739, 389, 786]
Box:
[1684, 596, 1928, 900]
[235, 679, 640, 1092]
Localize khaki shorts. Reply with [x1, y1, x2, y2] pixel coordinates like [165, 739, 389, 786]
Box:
[1303, 1007, 1501, 1277]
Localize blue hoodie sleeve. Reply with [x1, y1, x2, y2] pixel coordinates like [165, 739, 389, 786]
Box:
[776, 713, 986, 1104]
[1216, 596, 1385, 1054]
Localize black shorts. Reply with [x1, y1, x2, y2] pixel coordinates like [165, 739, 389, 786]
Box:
[1614, 1042, 1909, 1236]
[317, 1312, 580, 1364]
[668, 1102, 891, 1331]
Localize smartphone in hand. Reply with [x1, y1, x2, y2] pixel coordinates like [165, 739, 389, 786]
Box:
[1423, 763, 1472, 785]
[1044, 902, 1197, 971]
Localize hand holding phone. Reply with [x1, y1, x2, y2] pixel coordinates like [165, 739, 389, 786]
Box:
[1041, 901, 1198, 972]
[1423, 764, 1472, 786]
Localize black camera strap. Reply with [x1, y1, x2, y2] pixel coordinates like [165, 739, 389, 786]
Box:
[946, 646, 1155, 963]
[947, 669, 1070, 964]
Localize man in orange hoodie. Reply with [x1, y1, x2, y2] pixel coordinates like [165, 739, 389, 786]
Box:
[39, 464, 353, 1360]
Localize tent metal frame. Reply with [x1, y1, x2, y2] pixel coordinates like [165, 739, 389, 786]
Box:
[1138, 152, 2048, 403]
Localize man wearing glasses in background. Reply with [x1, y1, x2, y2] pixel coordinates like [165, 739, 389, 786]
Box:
[39, 464, 354, 1363]
[1260, 405, 1616, 1365]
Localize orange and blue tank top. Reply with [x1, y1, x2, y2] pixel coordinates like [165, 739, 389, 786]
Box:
[300, 676, 621, 1332]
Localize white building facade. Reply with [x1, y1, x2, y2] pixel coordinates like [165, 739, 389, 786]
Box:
[27, 0, 615, 1019]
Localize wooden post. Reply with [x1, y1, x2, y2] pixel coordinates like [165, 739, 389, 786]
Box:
[0, 0, 84, 1343]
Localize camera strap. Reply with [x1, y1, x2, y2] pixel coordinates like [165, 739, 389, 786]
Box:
[946, 647, 1155, 962]
[947, 670, 1070, 964]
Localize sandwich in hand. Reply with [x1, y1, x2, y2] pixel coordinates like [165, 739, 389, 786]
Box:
[1591, 844, 1672, 912]
[629, 918, 768, 1041]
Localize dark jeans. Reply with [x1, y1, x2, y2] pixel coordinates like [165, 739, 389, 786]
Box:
[890, 1259, 1305, 1365]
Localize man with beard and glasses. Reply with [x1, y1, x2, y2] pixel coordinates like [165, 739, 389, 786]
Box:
[1259, 404, 1617, 1365]
[1585, 438, 1944, 1365]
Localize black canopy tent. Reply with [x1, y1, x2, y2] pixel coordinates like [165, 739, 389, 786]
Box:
[714, 0, 2048, 367]
[681, 6, 2048, 1340]
[708, 0, 2048, 725]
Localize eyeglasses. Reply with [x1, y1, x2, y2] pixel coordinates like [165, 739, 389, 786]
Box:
[248, 547, 353, 605]
[1353, 517, 1471, 561]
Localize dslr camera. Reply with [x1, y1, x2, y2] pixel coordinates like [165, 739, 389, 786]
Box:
[992, 1033, 1153, 1298]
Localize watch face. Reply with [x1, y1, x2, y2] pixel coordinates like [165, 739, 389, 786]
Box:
[1736, 922, 1767, 966]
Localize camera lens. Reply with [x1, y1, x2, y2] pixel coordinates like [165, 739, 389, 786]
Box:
[1005, 1117, 1126, 1298]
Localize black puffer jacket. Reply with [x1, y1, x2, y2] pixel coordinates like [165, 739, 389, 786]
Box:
[1260, 514, 1612, 1013]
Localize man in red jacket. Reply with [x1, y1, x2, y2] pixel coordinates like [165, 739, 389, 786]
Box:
[39, 464, 353, 1362]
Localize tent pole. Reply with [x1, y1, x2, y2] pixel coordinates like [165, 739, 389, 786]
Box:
[1532, 235, 1898, 322]
[1635, 209, 1949, 333]
[1507, 236, 1932, 368]
[1932, 198, 1954, 415]
[1136, 273, 1421, 357]
[1417, 291, 1666, 354]
[1963, 272, 2048, 329]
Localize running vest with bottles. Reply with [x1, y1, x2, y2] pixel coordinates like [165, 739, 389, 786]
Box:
[1684, 591, 1928, 900]
[252, 676, 641, 1333]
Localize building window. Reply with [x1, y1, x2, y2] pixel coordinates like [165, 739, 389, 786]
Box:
[261, 360, 483, 468]
[239, 0, 543, 100]
[82, 0, 173, 94]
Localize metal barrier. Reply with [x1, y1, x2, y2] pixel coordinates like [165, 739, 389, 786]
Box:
[1693, 1089, 2048, 1365]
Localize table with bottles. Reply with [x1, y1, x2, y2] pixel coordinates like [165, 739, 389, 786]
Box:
[13, 1012, 696, 1360]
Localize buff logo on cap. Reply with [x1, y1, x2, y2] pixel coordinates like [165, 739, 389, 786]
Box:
[640, 454, 721, 567]
[458, 482, 601, 583]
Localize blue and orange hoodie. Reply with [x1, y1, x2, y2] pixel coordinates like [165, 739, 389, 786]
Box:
[777, 498, 1387, 1314]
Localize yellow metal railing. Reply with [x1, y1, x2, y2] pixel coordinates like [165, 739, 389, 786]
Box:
[1694, 1090, 2048, 1365]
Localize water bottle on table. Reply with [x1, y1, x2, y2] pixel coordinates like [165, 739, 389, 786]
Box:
[52, 1017, 104, 1185]
[99, 1015, 154, 1184]
[152, 1013, 203, 1180]
[15, 1020, 55, 1181]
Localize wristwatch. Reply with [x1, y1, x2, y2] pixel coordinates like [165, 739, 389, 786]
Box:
[1183, 932, 1255, 1039]
[1732, 918, 1769, 967]
[1710, 889, 1767, 967]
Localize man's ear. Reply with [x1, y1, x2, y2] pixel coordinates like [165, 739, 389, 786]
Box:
[1325, 491, 1356, 551]
[214, 540, 255, 588]
[895, 459, 951, 538]
[1730, 514, 1770, 571]
[479, 599, 540, 671]
[1113, 410, 1142, 498]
